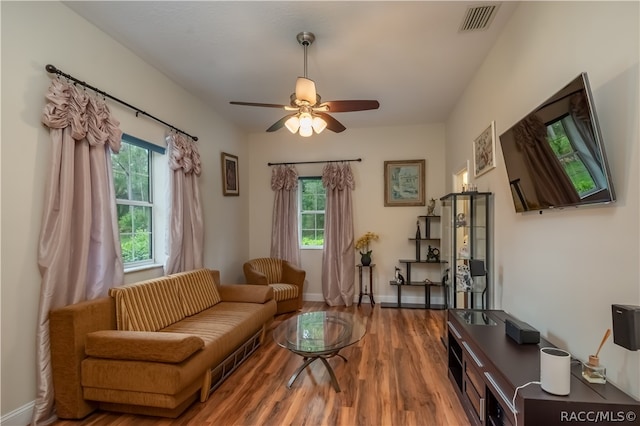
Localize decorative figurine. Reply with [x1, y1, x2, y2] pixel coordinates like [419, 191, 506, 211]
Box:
[395, 267, 406, 285]
[426, 245, 440, 262]
[442, 268, 450, 288]
[427, 198, 436, 216]
[458, 234, 470, 259]
[415, 220, 421, 240]
[456, 264, 472, 291]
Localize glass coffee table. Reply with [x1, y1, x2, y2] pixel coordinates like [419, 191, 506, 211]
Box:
[273, 311, 366, 392]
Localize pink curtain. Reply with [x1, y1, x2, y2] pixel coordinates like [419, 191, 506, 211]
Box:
[513, 115, 580, 207]
[270, 165, 301, 266]
[165, 134, 204, 274]
[321, 163, 355, 306]
[33, 79, 124, 424]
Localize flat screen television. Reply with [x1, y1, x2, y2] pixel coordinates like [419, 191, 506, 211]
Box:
[499, 73, 616, 213]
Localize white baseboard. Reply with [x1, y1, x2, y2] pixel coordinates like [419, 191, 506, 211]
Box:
[1, 401, 33, 426]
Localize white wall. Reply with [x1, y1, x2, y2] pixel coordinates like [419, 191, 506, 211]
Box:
[247, 124, 446, 305]
[445, 2, 640, 398]
[1, 1, 249, 419]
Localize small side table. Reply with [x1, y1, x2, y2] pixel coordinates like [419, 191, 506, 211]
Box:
[357, 264, 376, 307]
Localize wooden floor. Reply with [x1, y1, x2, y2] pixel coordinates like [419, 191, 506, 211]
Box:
[54, 302, 469, 426]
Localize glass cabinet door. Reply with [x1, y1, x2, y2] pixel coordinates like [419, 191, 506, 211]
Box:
[440, 192, 491, 309]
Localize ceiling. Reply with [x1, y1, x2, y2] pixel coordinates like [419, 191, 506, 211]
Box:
[64, 1, 518, 134]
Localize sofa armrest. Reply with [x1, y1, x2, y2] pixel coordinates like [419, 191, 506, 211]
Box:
[242, 263, 269, 285]
[219, 284, 274, 303]
[282, 261, 306, 287]
[49, 297, 116, 419]
[85, 330, 204, 363]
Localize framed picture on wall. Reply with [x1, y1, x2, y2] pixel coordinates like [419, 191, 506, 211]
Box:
[473, 121, 496, 177]
[384, 159, 426, 206]
[221, 152, 239, 196]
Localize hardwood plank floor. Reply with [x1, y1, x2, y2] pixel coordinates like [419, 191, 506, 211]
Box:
[53, 302, 469, 426]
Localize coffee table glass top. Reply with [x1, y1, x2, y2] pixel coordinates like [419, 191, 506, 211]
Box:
[273, 311, 366, 356]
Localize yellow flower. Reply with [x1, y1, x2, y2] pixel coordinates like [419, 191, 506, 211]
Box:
[355, 231, 380, 252]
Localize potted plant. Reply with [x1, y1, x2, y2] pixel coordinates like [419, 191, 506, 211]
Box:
[355, 231, 379, 266]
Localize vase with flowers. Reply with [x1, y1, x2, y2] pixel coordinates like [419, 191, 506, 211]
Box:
[355, 231, 379, 266]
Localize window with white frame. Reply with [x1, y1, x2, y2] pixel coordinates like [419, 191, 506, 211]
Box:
[111, 134, 166, 267]
[299, 177, 325, 248]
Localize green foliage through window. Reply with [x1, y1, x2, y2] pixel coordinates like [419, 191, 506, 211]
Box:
[299, 178, 325, 247]
[111, 140, 153, 264]
[546, 117, 598, 197]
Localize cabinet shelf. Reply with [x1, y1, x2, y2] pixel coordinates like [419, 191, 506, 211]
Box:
[398, 259, 445, 264]
[441, 192, 492, 310]
[384, 215, 445, 310]
[389, 281, 443, 286]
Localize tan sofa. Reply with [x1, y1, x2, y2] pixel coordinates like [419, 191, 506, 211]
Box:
[49, 268, 276, 419]
[243, 258, 305, 314]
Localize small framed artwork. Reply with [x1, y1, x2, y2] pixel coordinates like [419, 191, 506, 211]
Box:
[384, 159, 425, 206]
[221, 152, 239, 196]
[473, 121, 496, 177]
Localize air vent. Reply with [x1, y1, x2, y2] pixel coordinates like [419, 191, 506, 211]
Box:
[459, 3, 500, 32]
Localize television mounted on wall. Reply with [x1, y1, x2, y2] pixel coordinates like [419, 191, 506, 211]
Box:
[499, 73, 616, 213]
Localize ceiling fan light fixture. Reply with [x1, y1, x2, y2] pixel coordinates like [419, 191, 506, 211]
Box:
[299, 112, 313, 128]
[285, 115, 300, 133]
[298, 112, 313, 137]
[299, 125, 313, 138]
[295, 77, 317, 105]
[312, 116, 327, 134]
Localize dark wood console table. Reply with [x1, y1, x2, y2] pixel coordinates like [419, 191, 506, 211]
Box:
[447, 309, 639, 425]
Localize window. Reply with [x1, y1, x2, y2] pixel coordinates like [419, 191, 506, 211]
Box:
[546, 115, 602, 198]
[111, 134, 166, 266]
[299, 177, 325, 248]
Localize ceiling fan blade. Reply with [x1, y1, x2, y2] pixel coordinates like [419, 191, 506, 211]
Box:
[266, 114, 297, 132]
[230, 101, 287, 109]
[316, 112, 346, 133]
[321, 100, 380, 113]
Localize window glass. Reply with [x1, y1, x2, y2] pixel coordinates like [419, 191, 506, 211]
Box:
[546, 116, 599, 198]
[299, 177, 325, 248]
[111, 139, 154, 264]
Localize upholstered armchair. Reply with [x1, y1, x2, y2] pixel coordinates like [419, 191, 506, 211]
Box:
[243, 258, 305, 315]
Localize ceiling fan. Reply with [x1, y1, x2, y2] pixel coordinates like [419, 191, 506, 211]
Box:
[230, 32, 380, 136]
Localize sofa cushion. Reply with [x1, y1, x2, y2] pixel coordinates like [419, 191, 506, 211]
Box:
[269, 283, 299, 302]
[172, 269, 222, 317]
[109, 277, 185, 332]
[218, 284, 274, 303]
[86, 330, 204, 363]
[81, 301, 276, 396]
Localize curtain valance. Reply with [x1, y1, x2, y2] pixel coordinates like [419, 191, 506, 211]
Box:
[321, 162, 355, 191]
[42, 79, 122, 152]
[167, 133, 201, 175]
[271, 164, 299, 191]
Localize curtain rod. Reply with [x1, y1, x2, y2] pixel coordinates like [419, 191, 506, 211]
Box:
[45, 64, 198, 141]
[268, 158, 362, 166]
